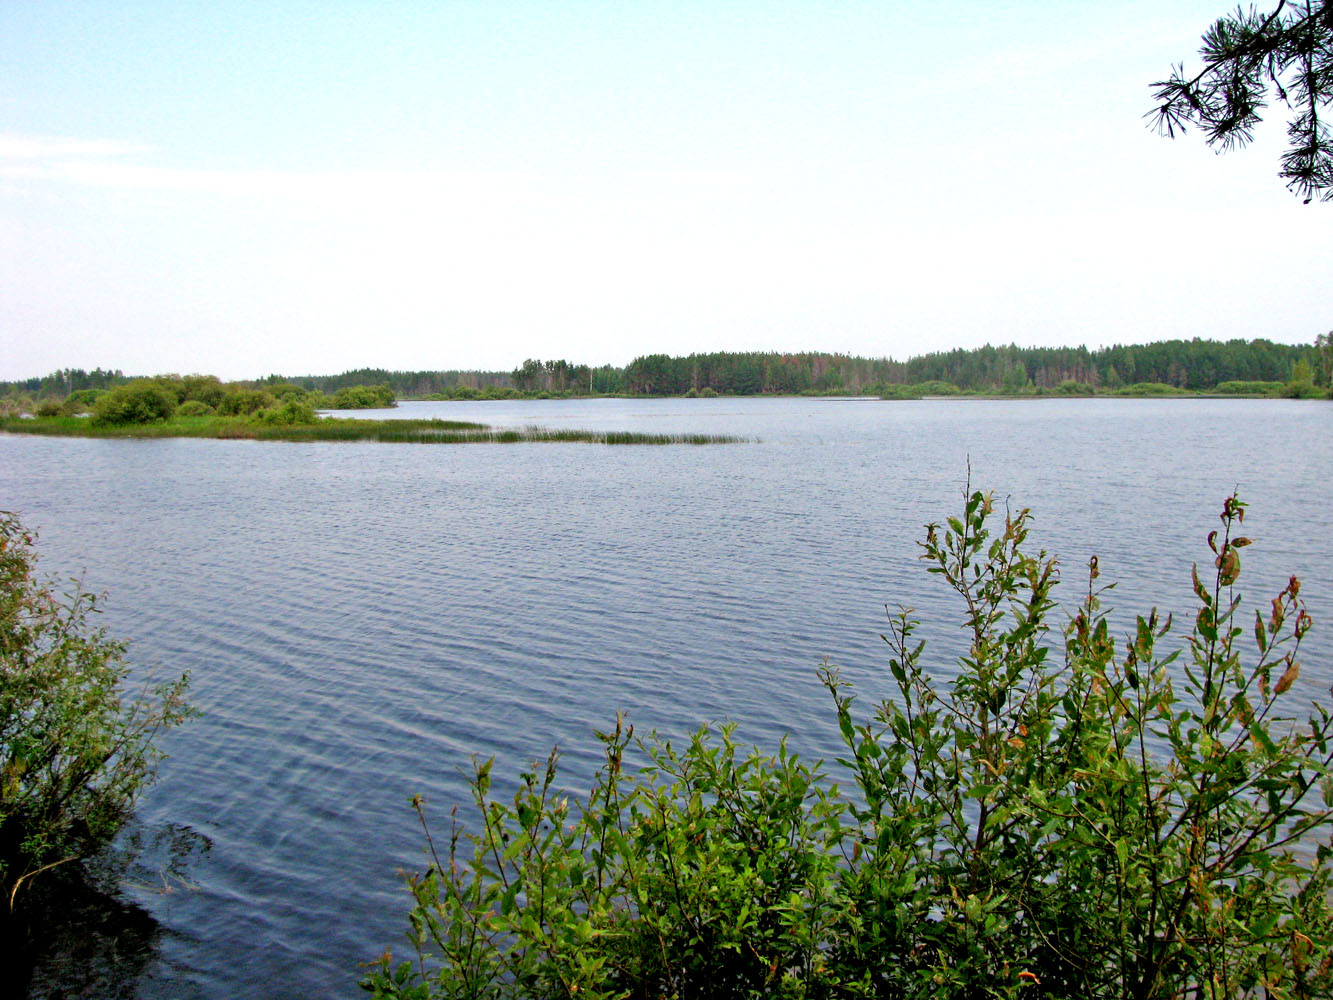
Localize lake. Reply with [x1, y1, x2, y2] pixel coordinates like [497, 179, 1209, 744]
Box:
[2, 396, 1331, 998]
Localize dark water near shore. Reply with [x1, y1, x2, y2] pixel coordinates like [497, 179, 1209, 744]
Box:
[2, 396, 1331, 998]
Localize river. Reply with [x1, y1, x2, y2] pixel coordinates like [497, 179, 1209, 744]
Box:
[2, 396, 1330, 998]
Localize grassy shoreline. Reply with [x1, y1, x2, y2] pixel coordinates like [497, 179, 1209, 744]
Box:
[0, 414, 744, 445]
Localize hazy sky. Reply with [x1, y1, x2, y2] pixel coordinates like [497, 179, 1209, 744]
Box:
[2, 2, 1328, 381]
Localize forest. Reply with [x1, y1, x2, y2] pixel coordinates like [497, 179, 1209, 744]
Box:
[3, 336, 1329, 405]
[616, 338, 1329, 396]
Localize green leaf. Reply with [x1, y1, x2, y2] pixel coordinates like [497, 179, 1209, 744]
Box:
[1249, 721, 1278, 756]
[1196, 606, 1218, 642]
[837, 706, 855, 747]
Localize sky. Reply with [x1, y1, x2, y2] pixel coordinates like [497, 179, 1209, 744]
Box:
[2, 1, 1329, 382]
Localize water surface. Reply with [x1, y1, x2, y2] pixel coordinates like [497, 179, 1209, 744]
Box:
[2, 397, 1330, 998]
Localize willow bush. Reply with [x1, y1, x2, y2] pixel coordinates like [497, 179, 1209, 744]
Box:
[364, 490, 1333, 1000]
[0, 513, 192, 922]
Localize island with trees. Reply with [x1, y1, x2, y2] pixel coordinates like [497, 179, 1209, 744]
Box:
[0, 374, 738, 445]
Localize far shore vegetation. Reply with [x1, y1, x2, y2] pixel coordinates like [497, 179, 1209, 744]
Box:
[3, 336, 1331, 415]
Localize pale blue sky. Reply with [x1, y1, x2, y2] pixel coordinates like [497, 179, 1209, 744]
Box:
[2, 2, 1328, 381]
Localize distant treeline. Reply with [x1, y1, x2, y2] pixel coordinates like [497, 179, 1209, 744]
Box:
[4, 337, 1328, 401]
[901, 339, 1326, 393]
[619, 340, 1327, 395]
[258, 368, 513, 397]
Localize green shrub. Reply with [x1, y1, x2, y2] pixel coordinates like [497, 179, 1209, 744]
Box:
[0, 395, 34, 419]
[1282, 381, 1325, 399]
[879, 381, 961, 399]
[253, 398, 318, 425]
[180, 374, 226, 408]
[366, 489, 1333, 1000]
[0, 513, 192, 916]
[91, 381, 177, 425]
[34, 401, 62, 418]
[267, 382, 308, 401]
[1114, 381, 1186, 396]
[175, 399, 214, 417]
[1215, 380, 1285, 396]
[217, 388, 277, 415]
[1056, 379, 1096, 395]
[332, 384, 396, 409]
[879, 384, 924, 399]
[61, 389, 103, 415]
[910, 380, 961, 396]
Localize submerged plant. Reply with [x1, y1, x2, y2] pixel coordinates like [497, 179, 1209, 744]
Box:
[365, 489, 1332, 1000]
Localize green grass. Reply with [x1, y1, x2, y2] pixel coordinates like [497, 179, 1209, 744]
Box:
[0, 415, 744, 445]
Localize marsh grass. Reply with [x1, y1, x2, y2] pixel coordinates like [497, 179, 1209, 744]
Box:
[0, 415, 743, 445]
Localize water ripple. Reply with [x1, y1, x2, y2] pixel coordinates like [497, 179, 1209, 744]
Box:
[1, 398, 1330, 998]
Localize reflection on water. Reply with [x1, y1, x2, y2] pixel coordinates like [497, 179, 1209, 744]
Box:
[14, 823, 210, 999]
[1, 397, 1330, 998]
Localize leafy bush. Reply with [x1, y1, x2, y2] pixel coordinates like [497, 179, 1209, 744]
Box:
[1113, 382, 1187, 396]
[910, 380, 961, 396]
[879, 384, 923, 400]
[266, 382, 307, 401]
[1215, 381, 1285, 396]
[879, 382, 964, 400]
[34, 401, 62, 418]
[175, 399, 214, 417]
[333, 384, 396, 409]
[217, 388, 277, 415]
[253, 398, 318, 425]
[1056, 379, 1096, 394]
[1282, 381, 1326, 400]
[0, 395, 34, 419]
[61, 389, 103, 415]
[180, 374, 226, 408]
[365, 490, 1333, 1000]
[0, 513, 192, 915]
[90, 381, 177, 425]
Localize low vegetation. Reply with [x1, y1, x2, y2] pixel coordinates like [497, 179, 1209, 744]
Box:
[0, 413, 740, 446]
[364, 489, 1332, 1000]
[332, 384, 397, 409]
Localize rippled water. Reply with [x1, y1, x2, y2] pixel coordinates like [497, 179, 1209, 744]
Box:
[2, 397, 1330, 998]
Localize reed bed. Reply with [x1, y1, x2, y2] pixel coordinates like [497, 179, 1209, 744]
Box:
[0, 416, 743, 445]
